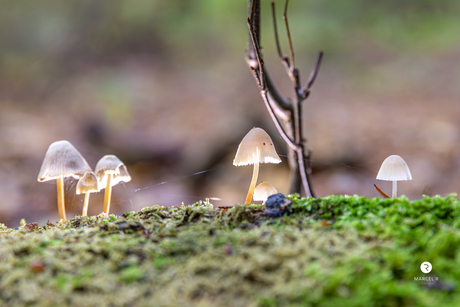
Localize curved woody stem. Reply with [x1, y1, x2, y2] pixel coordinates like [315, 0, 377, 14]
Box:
[246, 0, 321, 197]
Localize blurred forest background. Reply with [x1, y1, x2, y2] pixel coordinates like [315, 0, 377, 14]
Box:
[1, 0, 460, 227]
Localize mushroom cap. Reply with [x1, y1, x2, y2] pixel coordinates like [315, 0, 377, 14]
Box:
[376, 155, 412, 181]
[95, 155, 131, 189]
[37, 140, 92, 182]
[76, 171, 100, 195]
[253, 181, 278, 202]
[233, 127, 281, 166]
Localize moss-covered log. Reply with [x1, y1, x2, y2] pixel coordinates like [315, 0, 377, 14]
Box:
[1, 196, 460, 306]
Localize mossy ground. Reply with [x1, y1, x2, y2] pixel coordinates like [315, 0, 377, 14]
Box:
[1, 195, 460, 307]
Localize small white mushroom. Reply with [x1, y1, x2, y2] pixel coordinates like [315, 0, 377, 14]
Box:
[376, 155, 412, 198]
[233, 128, 281, 204]
[38, 140, 92, 221]
[95, 155, 131, 215]
[253, 182, 278, 205]
[76, 171, 100, 216]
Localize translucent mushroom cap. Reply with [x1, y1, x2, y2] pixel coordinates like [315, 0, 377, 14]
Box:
[376, 155, 412, 181]
[76, 171, 100, 195]
[95, 155, 131, 189]
[37, 140, 92, 182]
[253, 181, 278, 202]
[233, 128, 281, 166]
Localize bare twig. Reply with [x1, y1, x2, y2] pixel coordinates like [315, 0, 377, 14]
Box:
[264, 71, 293, 113]
[247, 18, 297, 150]
[283, 0, 295, 73]
[271, 0, 290, 70]
[247, 1, 292, 112]
[300, 51, 324, 99]
[374, 184, 391, 199]
[245, 0, 322, 197]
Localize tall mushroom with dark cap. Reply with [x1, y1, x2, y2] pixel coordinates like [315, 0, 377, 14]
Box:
[38, 140, 92, 221]
[76, 171, 99, 216]
[95, 155, 131, 215]
[233, 128, 281, 204]
[376, 155, 412, 198]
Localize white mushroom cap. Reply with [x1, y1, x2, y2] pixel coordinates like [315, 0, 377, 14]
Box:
[233, 128, 281, 166]
[37, 140, 92, 182]
[376, 155, 412, 181]
[76, 171, 100, 195]
[95, 155, 131, 189]
[253, 181, 278, 202]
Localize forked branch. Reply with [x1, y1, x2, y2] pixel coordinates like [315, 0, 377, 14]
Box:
[246, 0, 322, 197]
[283, 0, 295, 72]
[247, 18, 297, 150]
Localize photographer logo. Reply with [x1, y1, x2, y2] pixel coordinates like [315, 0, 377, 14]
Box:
[420, 261, 432, 273]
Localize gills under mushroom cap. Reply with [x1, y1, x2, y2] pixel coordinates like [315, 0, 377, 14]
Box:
[233, 128, 281, 166]
[37, 140, 92, 182]
[376, 155, 412, 181]
[76, 171, 99, 195]
[95, 155, 131, 189]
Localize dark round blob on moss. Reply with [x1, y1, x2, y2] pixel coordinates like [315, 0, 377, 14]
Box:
[264, 193, 292, 217]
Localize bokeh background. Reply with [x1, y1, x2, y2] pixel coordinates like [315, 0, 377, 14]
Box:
[1, 0, 460, 227]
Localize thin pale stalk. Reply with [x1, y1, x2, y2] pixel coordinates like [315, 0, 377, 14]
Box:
[245, 163, 260, 204]
[103, 174, 113, 214]
[392, 181, 397, 198]
[82, 193, 90, 216]
[56, 175, 66, 221]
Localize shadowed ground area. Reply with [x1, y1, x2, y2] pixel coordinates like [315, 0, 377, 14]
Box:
[0, 0, 460, 227]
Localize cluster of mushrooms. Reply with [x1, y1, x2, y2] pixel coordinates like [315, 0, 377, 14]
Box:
[38, 128, 412, 221]
[37, 140, 131, 221]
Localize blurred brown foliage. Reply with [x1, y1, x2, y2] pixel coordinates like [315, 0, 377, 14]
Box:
[1, 0, 460, 227]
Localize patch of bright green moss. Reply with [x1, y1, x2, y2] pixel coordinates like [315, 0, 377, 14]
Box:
[1, 196, 459, 306]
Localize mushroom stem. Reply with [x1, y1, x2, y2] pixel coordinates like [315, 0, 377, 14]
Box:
[103, 174, 113, 214]
[82, 193, 90, 216]
[56, 175, 66, 221]
[392, 180, 397, 198]
[244, 163, 260, 204]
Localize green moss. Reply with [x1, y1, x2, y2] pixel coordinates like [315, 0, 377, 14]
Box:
[119, 266, 145, 283]
[1, 196, 459, 306]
